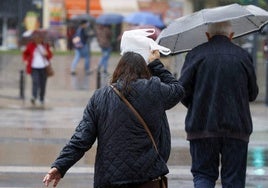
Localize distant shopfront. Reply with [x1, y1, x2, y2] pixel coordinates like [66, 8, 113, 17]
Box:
[64, 0, 139, 19]
[0, 12, 17, 50]
[0, 0, 191, 50]
[0, 0, 43, 50]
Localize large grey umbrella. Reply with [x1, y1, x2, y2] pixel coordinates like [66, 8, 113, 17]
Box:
[157, 3, 268, 54]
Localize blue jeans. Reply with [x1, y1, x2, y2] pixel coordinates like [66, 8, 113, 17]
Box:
[98, 47, 112, 73]
[71, 44, 90, 72]
[189, 137, 248, 188]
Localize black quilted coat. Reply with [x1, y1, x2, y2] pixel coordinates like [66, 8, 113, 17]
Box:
[51, 60, 185, 188]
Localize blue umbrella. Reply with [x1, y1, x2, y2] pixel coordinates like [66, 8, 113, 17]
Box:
[96, 13, 124, 25]
[124, 11, 165, 28]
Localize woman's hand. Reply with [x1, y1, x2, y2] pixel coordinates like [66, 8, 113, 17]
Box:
[43, 167, 61, 187]
[148, 50, 160, 63]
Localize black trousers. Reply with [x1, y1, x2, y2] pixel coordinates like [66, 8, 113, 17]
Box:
[190, 137, 248, 188]
[31, 68, 47, 102]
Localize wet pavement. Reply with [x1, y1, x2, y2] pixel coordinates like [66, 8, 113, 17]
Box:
[0, 53, 268, 187]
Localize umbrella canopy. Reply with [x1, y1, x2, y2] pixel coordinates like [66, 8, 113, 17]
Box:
[22, 29, 61, 40]
[157, 3, 268, 54]
[70, 14, 95, 23]
[124, 11, 165, 29]
[96, 13, 124, 25]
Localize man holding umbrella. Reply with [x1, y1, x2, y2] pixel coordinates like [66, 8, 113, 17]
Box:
[179, 21, 258, 188]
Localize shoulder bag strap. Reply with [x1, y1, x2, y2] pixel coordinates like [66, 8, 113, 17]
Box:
[111, 85, 158, 153]
[36, 45, 49, 66]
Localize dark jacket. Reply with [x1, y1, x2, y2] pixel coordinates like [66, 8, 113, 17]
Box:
[179, 35, 258, 142]
[74, 27, 88, 45]
[95, 25, 112, 49]
[51, 60, 185, 188]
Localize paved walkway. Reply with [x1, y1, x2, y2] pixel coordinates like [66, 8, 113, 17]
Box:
[0, 53, 268, 187]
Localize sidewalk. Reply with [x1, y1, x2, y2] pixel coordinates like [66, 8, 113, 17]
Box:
[0, 53, 268, 187]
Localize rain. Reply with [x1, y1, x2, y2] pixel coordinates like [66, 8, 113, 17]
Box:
[1, 0, 268, 187]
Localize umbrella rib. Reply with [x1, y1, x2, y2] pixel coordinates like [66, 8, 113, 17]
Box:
[173, 34, 181, 53]
[246, 17, 261, 29]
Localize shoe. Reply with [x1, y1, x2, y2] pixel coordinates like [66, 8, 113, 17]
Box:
[71, 71, 76, 75]
[39, 100, 45, 108]
[31, 98, 36, 105]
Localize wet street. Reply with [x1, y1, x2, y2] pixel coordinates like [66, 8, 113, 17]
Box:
[0, 53, 268, 187]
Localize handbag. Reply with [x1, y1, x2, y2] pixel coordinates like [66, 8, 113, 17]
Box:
[72, 28, 84, 49]
[45, 63, 54, 77]
[72, 36, 84, 48]
[111, 85, 168, 188]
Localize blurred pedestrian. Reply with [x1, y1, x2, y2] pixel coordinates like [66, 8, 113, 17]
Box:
[263, 39, 268, 105]
[22, 30, 53, 106]
[95, 24, 113, 74]
[179, 21, 259, 188]
[43, 29, 185, 188]
[67, 26, 75, 51]
[71, 20, 93, 75]
[263, 39, 268, 60]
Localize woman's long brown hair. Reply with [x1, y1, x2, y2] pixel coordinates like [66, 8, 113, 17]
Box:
[110, 52, 151, 95]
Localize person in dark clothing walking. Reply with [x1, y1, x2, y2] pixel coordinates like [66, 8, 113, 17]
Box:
[179, 21, 259, 188]
[43, 29, 185, 188]
[95, 24, 113, 74]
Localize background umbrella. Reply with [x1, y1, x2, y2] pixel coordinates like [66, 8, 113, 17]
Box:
[70, 14, 95, 24]
[157, 3, 268, 54]
[124, 11, 165, 29]
[69, 14, 96, 40]
[96, 13, 124, 25]
[25, 29, 60, 40]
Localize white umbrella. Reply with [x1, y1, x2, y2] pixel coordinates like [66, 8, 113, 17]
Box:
[157, 3, 268, 54]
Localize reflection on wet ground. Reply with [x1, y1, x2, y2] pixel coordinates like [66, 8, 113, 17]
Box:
[0, 104, 268, 187]
[0, 105, 268, 188]
[248, 147, 267, 177]
[71, 74, 91, 90]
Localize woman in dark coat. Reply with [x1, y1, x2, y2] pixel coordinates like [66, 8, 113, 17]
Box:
[43, 31, 184, 188]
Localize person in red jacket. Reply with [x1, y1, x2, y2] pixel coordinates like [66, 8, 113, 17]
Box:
[23, 30, 53, 106]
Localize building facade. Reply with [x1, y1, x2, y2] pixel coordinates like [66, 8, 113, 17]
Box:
[0, 0, 43, 49]
[0, 0, 194, 50]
